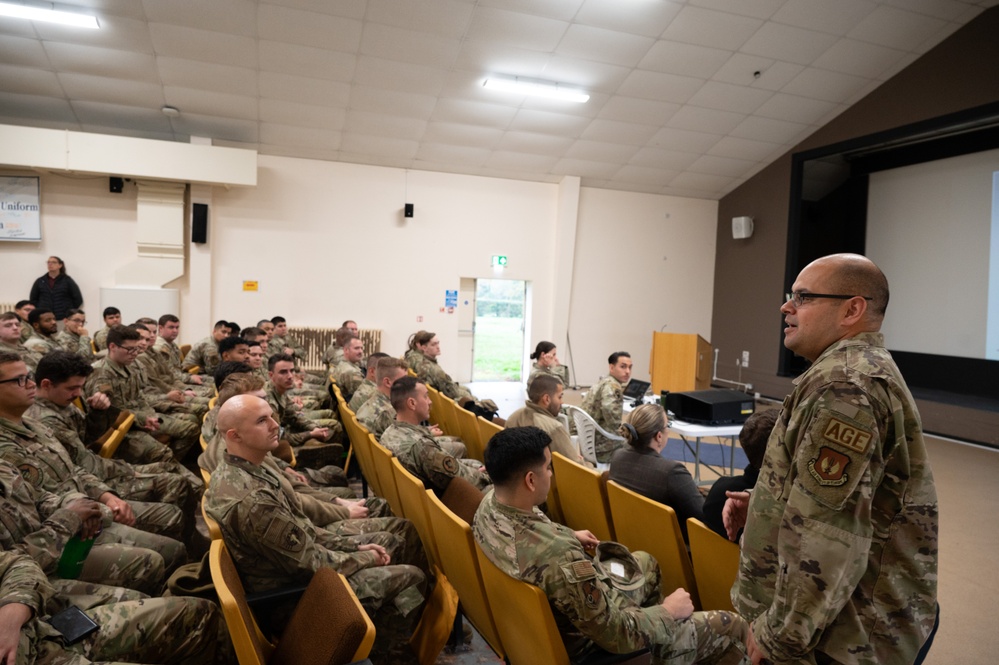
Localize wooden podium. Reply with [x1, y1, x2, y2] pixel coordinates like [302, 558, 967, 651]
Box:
[649, 332, 712, 394]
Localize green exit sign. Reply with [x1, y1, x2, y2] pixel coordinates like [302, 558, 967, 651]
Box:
[492, 255, 508, 267]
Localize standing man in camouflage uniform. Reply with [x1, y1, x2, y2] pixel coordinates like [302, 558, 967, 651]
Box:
[181, 319, 229, 376]
[54, 308, 94, 360]
[0, 311, 42, 371]
[581, 351, 632, 463]
[723, 254, 938, 664]
[381, 377, 488, 494]
[474, 426, 749, 664]
[332, 335, 365, 402]
[206, 394, 427, 662]
[92, 306, 122, 352]
[22, 309, 61, 357]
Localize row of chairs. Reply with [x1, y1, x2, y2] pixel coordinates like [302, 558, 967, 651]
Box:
[548, 451, 740, 613]
[424, 385, 501, 463]
[72, 397, 135, 459]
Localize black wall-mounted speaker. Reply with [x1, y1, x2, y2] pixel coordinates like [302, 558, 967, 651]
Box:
[109, 177, 124, 193]
[404, 203, 414, 218]
[192, 203, 208, 244]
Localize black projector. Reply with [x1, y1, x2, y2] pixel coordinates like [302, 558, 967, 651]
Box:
[666, 389, 754, 426]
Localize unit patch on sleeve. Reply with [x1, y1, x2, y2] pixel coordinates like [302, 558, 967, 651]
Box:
[807, 446, 850, 486]
[822, 416, 872, 454]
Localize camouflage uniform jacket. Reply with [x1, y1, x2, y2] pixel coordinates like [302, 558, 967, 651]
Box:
[580, 374, 625, 463]
[264, 382, 319, 447]
[356, 391, 395, 440]
[381, 421, 490, 494]
[732, 332, 938, 665]
[19, 321, 32, 343]
[332, 359, 364, 400]
[347, 379, 377, 412]
[93, 325, 111, 351]
[205, 453, 380, 594]
[412, 351, 474, 403]
[403, 349, 422, 372]
[0, 339, 42, 371]
[23, 331, 61, 357]
[473, 490, 691, 660]
[527, 362, 570, 392]
[269, 333, 306, 361]
[182, 335, 220, 375]
[153, 336, 200, 386]
[322, 343, 343, 370]
[53, 329, 94, 361]
[0, 549, 75, 660]
[84, 357, 155, 422]
[135, 350, 177, 394]
[506, 401, 583, 464]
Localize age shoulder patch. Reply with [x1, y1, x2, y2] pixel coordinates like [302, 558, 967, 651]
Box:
[822, 416, 872, 454]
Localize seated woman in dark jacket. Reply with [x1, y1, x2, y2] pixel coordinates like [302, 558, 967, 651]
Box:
[608, 403, 703, 543]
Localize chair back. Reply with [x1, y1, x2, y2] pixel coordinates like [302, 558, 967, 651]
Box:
[566, 404, 622, 468]
[369, 438, 405, 518]
[438, 475, 484, 526]
[391, 458, 441, 567]
[474, 541, 570, 665]
[345, 415, 377, 495]
[99, 412, 134, 459]
[605, 480, 699, 608]
[453, 405, 485, 462]
[550, 452, 616, 542]
[436, 394, 461, 438]
[202, 496, 223, 541]
[686, 518, 739, 612]
[477, 416, 503, 453]
[426, 385, 445, 430]
[179, 343, 191, 361]
[208, 540, 273, 665]
[425, 490, 505, 659]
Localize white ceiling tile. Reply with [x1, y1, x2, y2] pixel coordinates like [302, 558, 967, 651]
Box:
[662, 6, 764, 50]
[340, 133, 420, 158]
[754, 92, 838, 124]
[617, 70, 704, 104]
[541, 56, 631, 94]
[258, 41, 356, 81]
[149, 23, 257, 68]
[730, 115, 808, 143]
[43, 43, 159, 82]
[360, 23, 462, 69]
[348, 87, 438, 121]
[688, 0, 786, 21]
[59, 73, 166, 108]
[162, 86, 257, 121]
[0, 15, 39, 38]
[812, 39, 908, 78]
[451, 41, 551, 78]
[416, 142, 491, 166]
[0, 35, 51, 68]
[259, 71, 351, 107]
[580, 118, 659, 147]
[667, 171, 735, 192]
[707, 135, 785, 161]
[157, 58, 258, 97]
[688, 154, 757, 177]
[555, 25, 655, 68]
[170, 113, 259, 143]
[483, 150, 560, 172]
[740, 22, 840, 65]
[0, 94, 76, 124]
[878, 0, 976, 21]
[261, 0, 367, 20]
[465, 7, 569, 51]
[141, 0, 257, 35]
[638, 41, 733, 79]
[423, 122, 504, 148]
[576, 0, 682, 37]
[648, 127, 723, 153]
[667, 105, 746, 134]
[259, 98, 345, 130]
[686, 81, 773, 114]
[430, 99, 518, 128]
[0, 65, 63, 97]
[495, 131, 575, 154]
[476, 0, 585, 22]
[629, 147, 700, 170]
[847, 6, 947, 50]
[79, 0, 153, 21]
[781, 67, 871, 103]
[366, 0, 475, 37]
[770, 0, 878, 36]
[344, 110, 427, 141]
[354, 56, 449, 96]
[257, 4, 362, 50]
[598, 97, 679, 126]
[33, 16, 154, 53]
[508, 110, 591, 137]
[565, 139, 640, 163]
[70, 100, 175, 133]
[712, 54, 805, 90]
[612, 165, 679, 186]
[260, 123, 341, 149]
[552, 157, 620, 179]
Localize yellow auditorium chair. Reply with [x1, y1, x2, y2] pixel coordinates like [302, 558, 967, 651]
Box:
[369, 437, 405, 518]
[454, 405, 486, 462]
[550, 452, 616, 542]
[686, 518, 740, 612]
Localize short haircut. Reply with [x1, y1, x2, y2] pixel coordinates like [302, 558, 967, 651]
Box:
[608, 351, 631, 365]
[483, 426, 552, 487]
[342, 320, 356, 328]
[335, 326, 357, 347]
[268, 353, 295, 371]
[240, 326, 265, 340]
[257, 319, 271, 328]
[829, 254, 891, 318]
[214, 361, 253, 388]
[0, 351, 22, 368]
[270, 316, 286, 325]
[28, 308, 52, 324]
[368, 351, 390, 369]
[246, 340, 262, 350]
[107, 324, 139, 347]
[390, 375, 422, 411]
[213, 320, 229, 331]
[218, 336, 248, 356]
[527, 373, 562, 403]
[739, 409, 779, 470]
[136, 317, 157, 327]
[14, 301, 31, 311]
[66, 308, 85, 319]
[103, 307, 120, 318]
[35, 350, 94, 385]
[227, 321, 241, 336]
[158, 314, 180, 326]
[376, 357, 408, 383]
[218, 373, 266, 408]
[0, 312, 20, 324]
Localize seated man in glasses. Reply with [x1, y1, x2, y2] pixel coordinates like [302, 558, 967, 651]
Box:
[54, 308, 94, 360]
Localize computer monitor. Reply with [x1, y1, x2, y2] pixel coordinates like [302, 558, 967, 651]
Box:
[622, 378, 651, 408]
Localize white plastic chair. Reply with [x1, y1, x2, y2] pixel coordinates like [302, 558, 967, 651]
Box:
[564, 404, 624, 470]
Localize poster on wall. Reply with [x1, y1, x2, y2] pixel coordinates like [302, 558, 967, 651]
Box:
[0, 176, 41, 242]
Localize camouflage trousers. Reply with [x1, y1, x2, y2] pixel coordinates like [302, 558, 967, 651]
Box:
[349, 563, 427, 665]
[595, 434, 624, 464]
[438, 437, 466, 459]
[154, 411, 201, 461]
[325, 518, 429, 575]
[116, 469, 198, 544]
[119, 430, 175, 465]
[79, 522, 187, 595]
[127, 498, 186, 541]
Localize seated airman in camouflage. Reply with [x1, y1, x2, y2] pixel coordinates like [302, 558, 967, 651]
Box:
[347, 351, 388, 412]
[133, 323, 209, 422]
[206, 394, 428, 662]
[474, 426, 749, 664]
[14, 300, 35, 343]
[22, 308, 61, 357]
[332, 334, 365, 402]
[84, 325, 200, 463]
[0, 548, 224, 665]
[581, 351, 632, 463]
[181, 319, 229, 376]
[266, 354, 342, 469]
[153, 314, 212, 394]
[267, 316, 305, 361]
[53, 308, 94, 360]
[244, 338, 270, 382]
[92, 306, 121, 352]
[409, 330, 505, 425]
[507, 374, 586, 465]
[381, 377, 489, 495]
[0, 311, 42, 371]
[322, 321, 358, 371]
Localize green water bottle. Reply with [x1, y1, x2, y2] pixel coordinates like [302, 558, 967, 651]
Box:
[57, 536, 96, 579]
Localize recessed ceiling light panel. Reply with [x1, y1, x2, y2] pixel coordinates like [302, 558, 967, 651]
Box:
[483, 75, 589, 103]
[0, 2, 99, 28]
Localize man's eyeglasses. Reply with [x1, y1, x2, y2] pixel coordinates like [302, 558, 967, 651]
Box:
[785, 292, 873, 308]
[0, 373, 34, 387]
[115, 345, 141, 355]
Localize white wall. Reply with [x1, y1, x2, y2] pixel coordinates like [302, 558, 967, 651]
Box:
[566, 187, 718, 386]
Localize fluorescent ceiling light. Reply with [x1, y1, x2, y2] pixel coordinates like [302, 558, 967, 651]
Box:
[0, 2, 99, 28]
[483, 75, 589, 103]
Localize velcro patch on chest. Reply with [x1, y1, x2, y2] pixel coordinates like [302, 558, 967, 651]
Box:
[560, 559, 596, 583]
[822, 416, 872, 454]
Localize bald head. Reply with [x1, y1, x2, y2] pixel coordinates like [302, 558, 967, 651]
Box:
[217, 394, 279, 463]
[813, 253, 889, 322]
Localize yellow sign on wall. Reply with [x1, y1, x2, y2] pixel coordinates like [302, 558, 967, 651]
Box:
[242, 280, 258, 292]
